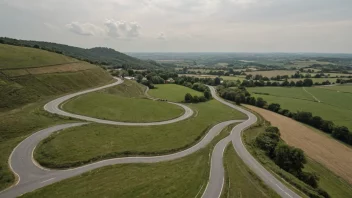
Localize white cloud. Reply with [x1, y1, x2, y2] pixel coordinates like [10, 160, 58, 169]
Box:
[157, 32, 166, 40]
[104, 19, 141, 38]
[66, 22, 104, 36]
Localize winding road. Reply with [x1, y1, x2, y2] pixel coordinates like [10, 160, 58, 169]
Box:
[0, 78, 300, 198]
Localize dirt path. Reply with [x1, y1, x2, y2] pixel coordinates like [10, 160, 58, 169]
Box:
[302, 87, 321, 102]
[245, 105, 352, 184]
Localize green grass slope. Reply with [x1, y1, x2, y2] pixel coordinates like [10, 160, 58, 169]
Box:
[0, 44, 76, 69]
[1, 37, 160, 69]
[0, 44, 113, 111]
[0, 44, 113, 190]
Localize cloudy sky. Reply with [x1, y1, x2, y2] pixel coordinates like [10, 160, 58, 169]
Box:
[1, 0, 352, 53]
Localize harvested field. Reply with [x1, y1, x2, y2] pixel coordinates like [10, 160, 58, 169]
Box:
[244, 105, 352, 185]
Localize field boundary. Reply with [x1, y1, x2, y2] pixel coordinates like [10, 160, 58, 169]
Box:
[0, 61, 81, 70]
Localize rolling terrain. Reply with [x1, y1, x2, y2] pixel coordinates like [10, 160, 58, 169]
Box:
[0, 44, 114, 190]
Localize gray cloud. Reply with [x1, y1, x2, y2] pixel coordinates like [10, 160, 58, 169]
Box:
[66, 22, 103, 36]
[104, 19, 141, 38]
[1, 0, 352, 52]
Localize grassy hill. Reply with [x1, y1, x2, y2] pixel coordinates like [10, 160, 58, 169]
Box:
[0, 43, 113, 111]
[0, 43, 114, 190]
[0, 37, 161, 69]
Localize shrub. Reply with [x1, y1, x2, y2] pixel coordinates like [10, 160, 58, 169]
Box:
[265, 126, 280, 135]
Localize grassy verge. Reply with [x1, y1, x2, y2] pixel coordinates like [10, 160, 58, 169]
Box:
[0, 73, 114, 191]
[242, 111, 352, 198]
[35, 100, 246, 168]
[0, 101, 76, 191]
[23, 124, 238, 197]
[221, 144, 280, 198]
[148, 84, 204, 102]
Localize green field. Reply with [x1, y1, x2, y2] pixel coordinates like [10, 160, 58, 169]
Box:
[148, 84, 204, 102]
[318, 85, 352, 93]
[248, 87, 352, 129]
[0, 44, 76, 69]
[35, 99, 246, 168]
[25, 123, 241, 198]
[221, 145, 280, 198]
[242, 114, 352, 198]
[63, 85, 184, 122]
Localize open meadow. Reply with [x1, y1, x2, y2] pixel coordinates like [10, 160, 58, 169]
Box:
[63, 81, 184, 122]
[247, 86, 352, 129]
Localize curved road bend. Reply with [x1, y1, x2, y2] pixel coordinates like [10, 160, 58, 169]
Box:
[201, 86, 300, 198]
[0, 120, 243, 198]
[44, 77, 194, 126]
[0, 79, 299, 198]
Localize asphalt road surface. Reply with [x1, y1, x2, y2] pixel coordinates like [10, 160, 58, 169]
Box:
[44, 77, 194, 126]
[0, 79, 300, 198]
[201, 86, 300, 198]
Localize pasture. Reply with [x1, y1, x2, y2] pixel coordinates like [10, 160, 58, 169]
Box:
[247, 87, 352, 129]
[318, 85, 352, 93]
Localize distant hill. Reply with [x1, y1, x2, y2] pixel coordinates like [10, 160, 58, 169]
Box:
[0, 44, 113, 110]
[0, 37, 161, 69]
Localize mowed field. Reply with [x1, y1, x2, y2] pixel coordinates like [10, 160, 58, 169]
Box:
[35, 84, 246, 168]
[247, 86, 352, 129]
[0, 44, 76, 68]
[148, 84, 204, 102]
[63, 81, 184, 122]
[245, 105, 352, 185]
